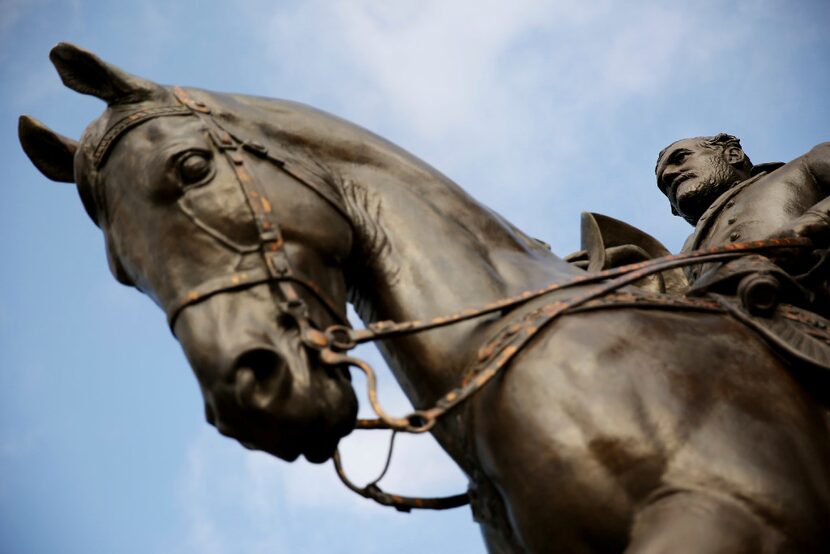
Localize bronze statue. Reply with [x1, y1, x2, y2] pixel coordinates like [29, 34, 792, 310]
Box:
[18, 44, 830, 553]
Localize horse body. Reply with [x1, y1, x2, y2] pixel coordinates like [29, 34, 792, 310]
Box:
[19, 44, 830, 552]
[253, 87, 830, 551]
[473, 304, 830, 551]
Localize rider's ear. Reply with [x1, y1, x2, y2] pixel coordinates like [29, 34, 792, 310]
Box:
[723, 146, 746, 167]
[18, 115, 77, 183]
[49, 42, 162, 105]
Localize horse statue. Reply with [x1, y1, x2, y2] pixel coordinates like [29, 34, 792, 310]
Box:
[19, 44, 830, 553]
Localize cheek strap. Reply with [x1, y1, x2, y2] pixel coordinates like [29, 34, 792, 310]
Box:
[164, 87, 349, 332]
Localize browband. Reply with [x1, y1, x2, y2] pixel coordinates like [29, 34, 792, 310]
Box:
[93, 105, 192, 168]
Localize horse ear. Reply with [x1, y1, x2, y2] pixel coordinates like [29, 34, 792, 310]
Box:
[18, 115, 78, 183]
[49, 42, 159, 105]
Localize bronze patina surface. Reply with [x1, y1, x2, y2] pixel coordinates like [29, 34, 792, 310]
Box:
[19, 44, 830, 553]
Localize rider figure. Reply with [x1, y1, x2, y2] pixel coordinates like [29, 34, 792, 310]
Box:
[655, 133, 830, 310]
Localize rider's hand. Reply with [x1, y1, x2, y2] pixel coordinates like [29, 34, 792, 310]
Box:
[768, 200, 830, 276]
[772, 197, 830, 246]
[778, 211, 830, 244]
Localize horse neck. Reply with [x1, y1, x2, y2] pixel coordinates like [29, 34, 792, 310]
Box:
[241, 92, 573, 445]
[338, 159, 575, 409]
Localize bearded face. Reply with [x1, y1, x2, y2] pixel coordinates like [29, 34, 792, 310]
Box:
[673, 151, 742, 223]
[657, 138, 747, 225]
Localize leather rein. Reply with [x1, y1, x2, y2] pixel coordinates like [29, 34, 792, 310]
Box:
[90, 89, 815, 513]
[325, 237, 813, 511]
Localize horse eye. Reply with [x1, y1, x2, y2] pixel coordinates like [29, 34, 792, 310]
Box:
[178, 152, 212, 185]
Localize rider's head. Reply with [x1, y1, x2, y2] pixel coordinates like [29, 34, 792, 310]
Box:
[655, 133, 753, 225]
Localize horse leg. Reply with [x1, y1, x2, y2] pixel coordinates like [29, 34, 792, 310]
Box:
[625, 490, 794, 554]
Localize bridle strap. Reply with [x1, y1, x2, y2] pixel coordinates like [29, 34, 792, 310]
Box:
[171, 87, 351, 221]
[323, 243, 800, 434]
[89, 88, 350, 330]
[164, 266, 347, 330]
[331, 450, 470, 512]
[92, 105, 192, 168]
[339, 237, 814, 348]
[167, 87, 350, 328]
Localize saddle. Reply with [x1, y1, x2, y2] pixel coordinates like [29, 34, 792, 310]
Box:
[565, 212, 689, 294]
[567, 212, 830, 404]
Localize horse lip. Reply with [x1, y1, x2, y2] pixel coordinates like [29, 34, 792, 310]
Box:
[303, 437, 338, 463]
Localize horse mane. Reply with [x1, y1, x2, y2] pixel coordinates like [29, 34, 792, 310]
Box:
[225, 91, 553, 253]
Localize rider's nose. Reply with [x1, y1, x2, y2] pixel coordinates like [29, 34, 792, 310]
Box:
[661, 169, 680, 192]
[231, 347, 292, 410]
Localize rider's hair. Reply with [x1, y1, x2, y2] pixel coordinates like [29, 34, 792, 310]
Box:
[655, 132, 753, 175]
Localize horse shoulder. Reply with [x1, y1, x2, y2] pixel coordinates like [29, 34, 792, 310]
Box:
[470, 308, 830, 550]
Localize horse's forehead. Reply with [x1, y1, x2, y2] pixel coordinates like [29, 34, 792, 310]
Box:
[75, 102, 184, 223]
[78, 106, 138, 168]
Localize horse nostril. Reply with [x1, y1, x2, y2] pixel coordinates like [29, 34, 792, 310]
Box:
[232, 347, 292, 409]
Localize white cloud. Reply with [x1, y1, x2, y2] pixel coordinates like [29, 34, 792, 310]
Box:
[252, 0, 784, 213]
[177, 428, 292, 554]
[176, 413, 469, 553]
[321, 0, 552, 137]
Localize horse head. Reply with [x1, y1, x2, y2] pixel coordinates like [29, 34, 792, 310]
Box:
[19, 43, 358, 463]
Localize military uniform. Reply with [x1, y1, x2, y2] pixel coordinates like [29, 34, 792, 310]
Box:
[681, 161, 826, 281]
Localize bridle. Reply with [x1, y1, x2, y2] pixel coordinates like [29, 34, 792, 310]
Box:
[90, 87, 351, 333]
[89, 88, 817, 513]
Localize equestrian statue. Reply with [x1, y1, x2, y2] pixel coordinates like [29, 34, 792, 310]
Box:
[18, 44, 830, 553]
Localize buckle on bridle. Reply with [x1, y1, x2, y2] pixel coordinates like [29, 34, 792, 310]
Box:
[325, 325, 356, 352]
[279, 298, 309, 320]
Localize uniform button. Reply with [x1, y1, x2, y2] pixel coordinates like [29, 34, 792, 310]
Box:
[727, 217, 737, 224]
[729, 231, 741, 241]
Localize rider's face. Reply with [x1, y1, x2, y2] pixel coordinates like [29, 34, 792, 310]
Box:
[657, 139, 742, 225]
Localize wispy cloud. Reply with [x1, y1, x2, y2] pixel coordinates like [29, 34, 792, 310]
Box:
[235, 1, 813, 280]
[251, 0, 799, 218]
[176, 412, 469, 553]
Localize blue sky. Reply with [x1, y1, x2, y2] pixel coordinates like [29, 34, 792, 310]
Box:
[1, 1, 828, 552]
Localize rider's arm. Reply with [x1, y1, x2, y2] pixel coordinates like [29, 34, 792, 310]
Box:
[774, 142, 830, 244]
[783, 196, 830, 243]
[804, 141, 830, 190]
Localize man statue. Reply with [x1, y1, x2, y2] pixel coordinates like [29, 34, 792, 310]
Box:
[655, 134, 830, 304]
